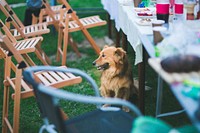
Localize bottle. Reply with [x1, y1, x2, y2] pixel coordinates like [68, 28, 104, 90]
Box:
[156, 0, 170, 23]
[173, 0, 185, 22]
[142, 0, 150, 7]
[184, 0, 196, 20]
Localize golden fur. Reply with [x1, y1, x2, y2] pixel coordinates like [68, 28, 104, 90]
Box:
[93, 45, 137, 111]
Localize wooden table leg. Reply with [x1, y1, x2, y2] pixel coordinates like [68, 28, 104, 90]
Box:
[138, 46, 146, 114]
[106, 13, 112, 39]
[122, 32, 127, 51]
[115, 29, 120, 47]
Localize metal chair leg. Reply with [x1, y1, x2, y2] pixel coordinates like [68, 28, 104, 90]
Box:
[156, 75, 163, 117]
[155, 75, 184, 118]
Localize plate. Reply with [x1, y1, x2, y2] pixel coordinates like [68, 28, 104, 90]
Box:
[134, 7, 156, 18]
[135, 18, 152, 26]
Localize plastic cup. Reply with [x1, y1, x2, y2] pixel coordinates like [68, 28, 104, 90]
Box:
[152, 26, 167, 45]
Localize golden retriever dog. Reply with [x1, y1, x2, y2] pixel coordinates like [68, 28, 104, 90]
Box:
[93, 45, 138, 111]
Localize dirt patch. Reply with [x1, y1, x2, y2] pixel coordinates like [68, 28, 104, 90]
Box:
[78, 36, 115, 49]
[50, 36, 115, 62]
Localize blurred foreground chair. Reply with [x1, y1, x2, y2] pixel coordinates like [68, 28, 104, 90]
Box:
[0, 36, 82, 133]
[23, 66, 199, 133]
[0, 0, 50, 40]
[23, 66, 142, 133]
[42, 0, 107, 65]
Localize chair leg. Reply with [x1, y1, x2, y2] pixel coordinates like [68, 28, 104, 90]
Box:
[35, 43, 51, 65]
[2, 85, 10, 133]
[56, 26, 64, 62]
[2, 56, 11, 133]
[32, 15, 38, 25]
[35, 48, 50, 65]
[156, 75, 163, 117]
[13, 69, 22, 133]
[22, 54, 36, 66]
[155, 76, 185, 118]
[81, 28, 101, 54]
[68, 35, 81, 58]
[61, 28, 69, 66]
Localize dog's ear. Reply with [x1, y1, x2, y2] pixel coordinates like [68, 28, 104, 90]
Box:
[114, 48, 126, 64]
[115, 48, 126, 57]
[103, 45, 109, 49]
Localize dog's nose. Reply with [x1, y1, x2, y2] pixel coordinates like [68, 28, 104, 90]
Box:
[92, 61, 96, 66]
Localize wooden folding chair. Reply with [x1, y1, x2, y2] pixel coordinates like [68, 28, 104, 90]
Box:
[41, 0, 107, 65]
[37, 1, 82, 59]
[0, 19, 51, 65]
[0, 36, 82, 133]
[0, 0, 50, 40]
[52, 0, 107, 65]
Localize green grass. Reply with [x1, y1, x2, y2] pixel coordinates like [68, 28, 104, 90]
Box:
[0, 0, 193, 132]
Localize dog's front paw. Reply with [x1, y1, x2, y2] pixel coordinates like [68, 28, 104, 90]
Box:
[102, 104, 111, 107]
[122, 106, 130, 112]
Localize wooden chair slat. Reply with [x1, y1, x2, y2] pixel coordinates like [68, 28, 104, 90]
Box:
[56, 71, 70, 80]
[42, 72, 57, 84]
[25, 39, 36, 49]
[36, 73, 51, 85]
[0, 0, 7, 6]
[14, 41, 24, 49]
[21, 79, 31, 91]
[48, 71, 63, 82]
[66, 72, 76, 78]
[16, 40, 31, 50]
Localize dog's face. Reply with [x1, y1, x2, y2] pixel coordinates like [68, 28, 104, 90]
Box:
[93, 45, 126, 71]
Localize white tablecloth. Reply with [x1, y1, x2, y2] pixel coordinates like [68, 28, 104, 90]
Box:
[101, 0, 154, 65]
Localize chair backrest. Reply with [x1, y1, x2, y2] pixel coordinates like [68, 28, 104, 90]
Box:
[0, 0, 26, 38]
[56, 0, 73, 11]
[41, 0, 67, 30]
[23, 66, 142, 133]
[42, 0, 87, 28]
[57, 0, 85, 27]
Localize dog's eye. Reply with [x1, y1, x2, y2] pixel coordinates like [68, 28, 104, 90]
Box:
[102, 54, 105, 57]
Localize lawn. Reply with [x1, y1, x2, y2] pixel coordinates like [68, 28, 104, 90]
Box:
[0, 0, 192, 132]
